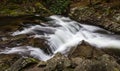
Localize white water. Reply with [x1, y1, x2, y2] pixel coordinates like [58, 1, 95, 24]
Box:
[1, 15, 120, 61]
[0, 46, 51, 61]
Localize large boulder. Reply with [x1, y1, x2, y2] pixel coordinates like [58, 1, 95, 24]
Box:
[68, 41, 104, 59]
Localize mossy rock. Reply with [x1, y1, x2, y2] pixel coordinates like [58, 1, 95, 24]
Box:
[7, 57, 39, 71]
[43, 0, 70, 15]
[0, 54, 21, 71]
[0, 1, 51, 16]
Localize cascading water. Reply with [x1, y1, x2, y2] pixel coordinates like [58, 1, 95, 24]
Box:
[1, 15, 120, 61]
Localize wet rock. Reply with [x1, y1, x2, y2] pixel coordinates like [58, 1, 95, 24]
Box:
[23, 67, 44, 71]
[0, 1, 51, 16]
[0, 54, 21, 71]
[28, 37, 52, 54]
[22, 53, 73, 71]
[0, 34, 29, 48]
[71, 57, 83, 66]
[69, 0, 120, 33]
[0, 33, 52, 54]
[74, 54, 120, 71]
[102, 48, 120, 64]
[23, 53, 120, 71]
[23, 60, 46, 71]
[44, 53, 72, 71]
[68, 41, 104, 59]
[37, 61, 47, 67]
[8, 57, 38, 71]
[0, 15, 51, 33]
[7, 52, 120, 71]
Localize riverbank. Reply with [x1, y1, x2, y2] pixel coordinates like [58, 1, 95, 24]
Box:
[0, 0, 119, 33]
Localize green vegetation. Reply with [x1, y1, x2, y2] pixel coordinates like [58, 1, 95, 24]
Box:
[0, 0, 70, 16]
[44, 0, 70, 14]
[0, 0, 51, 16]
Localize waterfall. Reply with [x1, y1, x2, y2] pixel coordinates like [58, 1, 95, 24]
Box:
[1, 15, 120, 61]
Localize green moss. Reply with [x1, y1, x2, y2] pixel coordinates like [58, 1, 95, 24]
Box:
[0, 0, 51, 16]
[44, 0, 70, 14]
[25, 58, 39, 63]
[114, 68, 119, 71]
[0, 9, 26, 16]
[34, 2, 51, 15]
[35, 2, 44, 8]
[0, 63, 10, 71]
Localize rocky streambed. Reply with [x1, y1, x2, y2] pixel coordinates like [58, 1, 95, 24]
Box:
[0, 15, 120, 71]
[0, 0, 120, 71]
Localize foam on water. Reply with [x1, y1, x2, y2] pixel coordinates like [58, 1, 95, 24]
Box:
[0, 46, 51, 61]
[1, 15, 120, 61]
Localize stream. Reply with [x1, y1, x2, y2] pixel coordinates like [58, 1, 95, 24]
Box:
[0, 15, 120, 61]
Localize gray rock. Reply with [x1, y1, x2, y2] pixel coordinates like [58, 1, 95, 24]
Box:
[69, 1, 120, 33]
